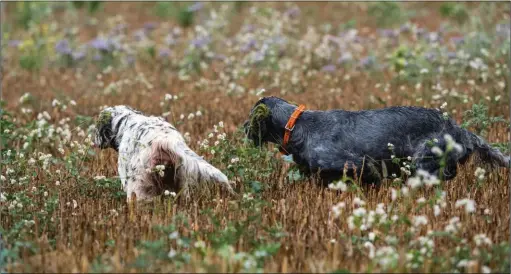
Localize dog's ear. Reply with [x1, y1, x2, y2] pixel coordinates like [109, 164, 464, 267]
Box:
[245, 103, 271, 146]
[94, 110, 116, 149]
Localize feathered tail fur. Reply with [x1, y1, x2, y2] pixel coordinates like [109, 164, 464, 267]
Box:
[466, 130, 510, 168]
[151, 137, 235, 195]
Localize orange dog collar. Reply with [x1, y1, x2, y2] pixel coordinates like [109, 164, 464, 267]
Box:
[280, 104, 306, 155]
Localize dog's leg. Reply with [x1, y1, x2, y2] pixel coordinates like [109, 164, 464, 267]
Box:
[413, 139, 460, 181]
[125, 177, 154, 202]
[313, 156, 382, 186]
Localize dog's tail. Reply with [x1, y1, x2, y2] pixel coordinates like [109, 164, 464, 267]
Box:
[151, 138, 235, 194]
[465, 130, 510, 168]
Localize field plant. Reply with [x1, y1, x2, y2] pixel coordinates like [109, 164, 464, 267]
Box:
[1, 2, 510, 273]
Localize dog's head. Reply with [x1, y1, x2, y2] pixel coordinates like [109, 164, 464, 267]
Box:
[93, 105, 142, 150]
[243, 96, 291, 146]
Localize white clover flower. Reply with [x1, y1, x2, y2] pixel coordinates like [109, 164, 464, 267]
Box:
[168, 248, 177, 258]
[330, 239, 337, 243]
[413, 215, 428, 227]
[43, 191, 48, 197]
[165, 94, 173, 101]
[401, 186, 409, 196]
[72, 199, 78, 209]
[440, 102, 447, 109]
[375, 246, 398, 269]
[331, 202, 345, 218]
[210, 149, 216, 155]
[155, 165, 165, 177]
[230, 157, 240, 164]
[431, 146, 443, 156]
[484, 208, 491, 215]
[473, 234, 492, 246]
[353, 207, 367, 217]
[196, 110, 202, 116]
[218, 121, 224, 128]
[164, 190, 171, 196]
[474, 167, 486, 181]
[364, 241, 376, 258]
[368, 232, 376, 242]
[19, 92, 31, 104]
[208, 133, 214, 139]
[214, 140, 220, 146]
[217, 133, 226, 141]
[434, 205, 441, 216]
[55, 181, 61, 186]
[169, 231, 179, 239]
[391, 188, 397, 201]
[387, 143, 394, 150]
[417, 197, 426, 204]
[407, 177, 422, 189]
[188, 113, 195, 120]
[455, 198, 476, 214]
[482, 265, 491, 273]
[328, 180, 347, 191]
[179, 114, 185, 120]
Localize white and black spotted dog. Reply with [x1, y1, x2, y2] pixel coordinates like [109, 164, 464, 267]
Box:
[92, 105, 234, 201]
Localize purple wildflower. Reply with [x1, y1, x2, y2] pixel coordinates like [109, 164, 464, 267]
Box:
[378, 29, 398, 39]
[446, 52, 457, 59]
[450, 36, 465, 46]
[93, 53, 102, 61]
[112, 24, 127, 35]
[424, 51, 437, 62]
[242, 24, 255, 33]
[158, 49, 171, 58]
[72, 50, 86, 61]
[187, 2, 203, 12]
[496, 23, 510, 37]
[338, 52, 353, 64]
[165, 34, 177, 46]
[143, 22, 158, 33]
[253, 51, 266, 63]
[133, 30, 146, 42]
[399, 24, 411, 33]
[426, 32, 441, 43]
[55, 39, 72, 55]
[126, 55, 135, 65]
[8, 40, 21, 47]
[321, 64, 336, 72]
[415, 28, 426, 39]
[285, 7, 300, 18]
[191, 36, 211, 48]
[359, 56, 375, 69]
[90, 38, 111, 52]
[214, 54, 227, 61]
[240, 39, 256, 52]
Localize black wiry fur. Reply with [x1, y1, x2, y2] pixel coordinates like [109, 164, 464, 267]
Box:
[244, 96, 510, 186]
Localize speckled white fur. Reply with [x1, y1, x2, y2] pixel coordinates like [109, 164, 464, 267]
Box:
[93, 105, 233, 201]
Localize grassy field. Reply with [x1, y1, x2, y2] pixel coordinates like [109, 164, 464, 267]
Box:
[1, 2, 510, 273]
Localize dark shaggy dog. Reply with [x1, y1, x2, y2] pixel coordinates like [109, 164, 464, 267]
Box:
[243, 96, 509, 185]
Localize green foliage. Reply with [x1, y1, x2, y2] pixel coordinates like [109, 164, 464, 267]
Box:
[19, 51, 44, 71]
[154, 2, 195, 28]
[461, 102, 508, 137]
[72, 1, 103, 14]
[14, 2, 53, 30]
[367, 2, 406, 27]
[439, 3, 469, 25]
